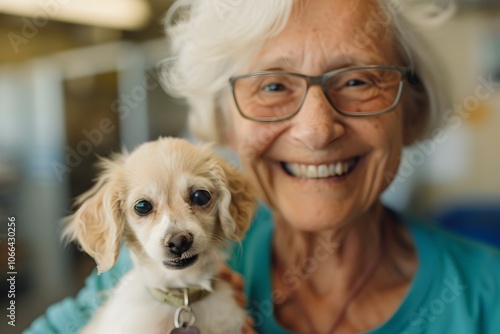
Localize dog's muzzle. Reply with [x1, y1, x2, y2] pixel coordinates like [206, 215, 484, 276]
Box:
[163, 232, 198, 269]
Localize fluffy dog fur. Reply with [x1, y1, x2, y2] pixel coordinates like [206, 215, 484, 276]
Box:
[63, 137, 256, 333]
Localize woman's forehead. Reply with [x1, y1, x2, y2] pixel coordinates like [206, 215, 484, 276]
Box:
[246, 0, 398, 72]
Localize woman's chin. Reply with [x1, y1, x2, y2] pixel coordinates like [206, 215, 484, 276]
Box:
[275, 204, 353, 233]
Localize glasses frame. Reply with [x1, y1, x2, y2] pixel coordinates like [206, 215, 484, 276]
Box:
[229, 65, 411, 122]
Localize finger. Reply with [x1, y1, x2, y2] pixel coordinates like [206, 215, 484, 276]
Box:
[217, 263, 233, 280]
[245, 316, 254, 328]
[234, 291, 247, 308]
[217, 264, 247, 307]
[242, 326, 257, 333]
[217, 264, 245, 291]
[242, 320, 257, 334]
[231, 272, 245, 290]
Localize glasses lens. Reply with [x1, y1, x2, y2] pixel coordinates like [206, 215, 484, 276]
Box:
[233, 74, 307, 120]
[324, 68, 403, 114]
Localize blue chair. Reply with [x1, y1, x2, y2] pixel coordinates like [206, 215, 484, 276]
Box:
[434, 204, 500, 249]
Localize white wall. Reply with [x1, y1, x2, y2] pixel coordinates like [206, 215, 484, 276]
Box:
[416, 6, 500, 209]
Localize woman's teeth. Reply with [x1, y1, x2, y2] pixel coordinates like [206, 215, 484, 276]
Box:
[282, 159, 357, 179]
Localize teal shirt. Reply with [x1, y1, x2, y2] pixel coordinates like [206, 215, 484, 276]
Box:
[229, 207, 500, 333]
[25, 206, 500, 333]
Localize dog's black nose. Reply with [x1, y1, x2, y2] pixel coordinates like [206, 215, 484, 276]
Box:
[166, 232, 193, 256]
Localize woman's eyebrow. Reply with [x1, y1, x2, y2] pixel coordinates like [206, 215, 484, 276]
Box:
[249, 56, 297, 71]
[249, 44, 392, 73]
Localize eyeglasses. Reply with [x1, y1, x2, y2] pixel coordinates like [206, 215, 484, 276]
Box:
[229, 65, 411, 122]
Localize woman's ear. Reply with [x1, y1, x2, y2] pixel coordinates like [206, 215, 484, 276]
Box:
[213, 157, 257, 241]
[62, 154, 127, 274]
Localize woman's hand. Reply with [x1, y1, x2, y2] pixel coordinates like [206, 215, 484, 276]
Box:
[218, 264, 257, 334]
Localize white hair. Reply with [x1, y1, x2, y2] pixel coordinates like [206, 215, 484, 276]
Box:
[162, 0, 452, 143]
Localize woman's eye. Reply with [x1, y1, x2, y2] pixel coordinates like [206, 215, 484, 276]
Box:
[346, 79, 367, 87]
[134, 200, 153, 216]
[190, 190, 211, 207]
[263, 83, 287, 92]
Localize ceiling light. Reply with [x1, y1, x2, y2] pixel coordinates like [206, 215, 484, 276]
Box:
[0, 0, 152, 30]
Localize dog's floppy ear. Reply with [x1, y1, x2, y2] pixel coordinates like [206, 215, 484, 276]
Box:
[213, 157, 257, 241]
[62, 153, 126, 274]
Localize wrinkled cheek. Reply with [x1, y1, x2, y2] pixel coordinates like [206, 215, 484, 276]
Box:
[382, 145, 404, 190]
[235, 122, 279, 160]
[379, 131, 405, 193]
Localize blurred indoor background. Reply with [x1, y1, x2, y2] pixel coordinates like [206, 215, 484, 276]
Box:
[0, 0, 499, 333]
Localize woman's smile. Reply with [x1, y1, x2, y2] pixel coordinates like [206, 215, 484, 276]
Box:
[279, 157, 360, 180]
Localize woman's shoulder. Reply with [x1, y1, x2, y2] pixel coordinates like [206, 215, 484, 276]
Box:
[244, 204, 275, 238]
[403, 213, 500, 269]
[227, 203, 274, 274]
[402, 213, 500, 320]
[370, 212, 500, 333]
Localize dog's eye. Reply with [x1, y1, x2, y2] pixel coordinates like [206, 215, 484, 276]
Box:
[190, 190, 211, 207]
[134, 200, 153, 216]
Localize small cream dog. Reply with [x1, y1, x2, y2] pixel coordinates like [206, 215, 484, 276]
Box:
[63, 137, 256, 334]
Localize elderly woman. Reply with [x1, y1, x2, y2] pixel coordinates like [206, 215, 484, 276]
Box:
[27, 0, 500, 333]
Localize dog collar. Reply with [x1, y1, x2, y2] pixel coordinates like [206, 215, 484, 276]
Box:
[148, 286, 211, 307]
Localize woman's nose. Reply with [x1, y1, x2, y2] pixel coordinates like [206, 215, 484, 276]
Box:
[290, 86, 345, 150]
